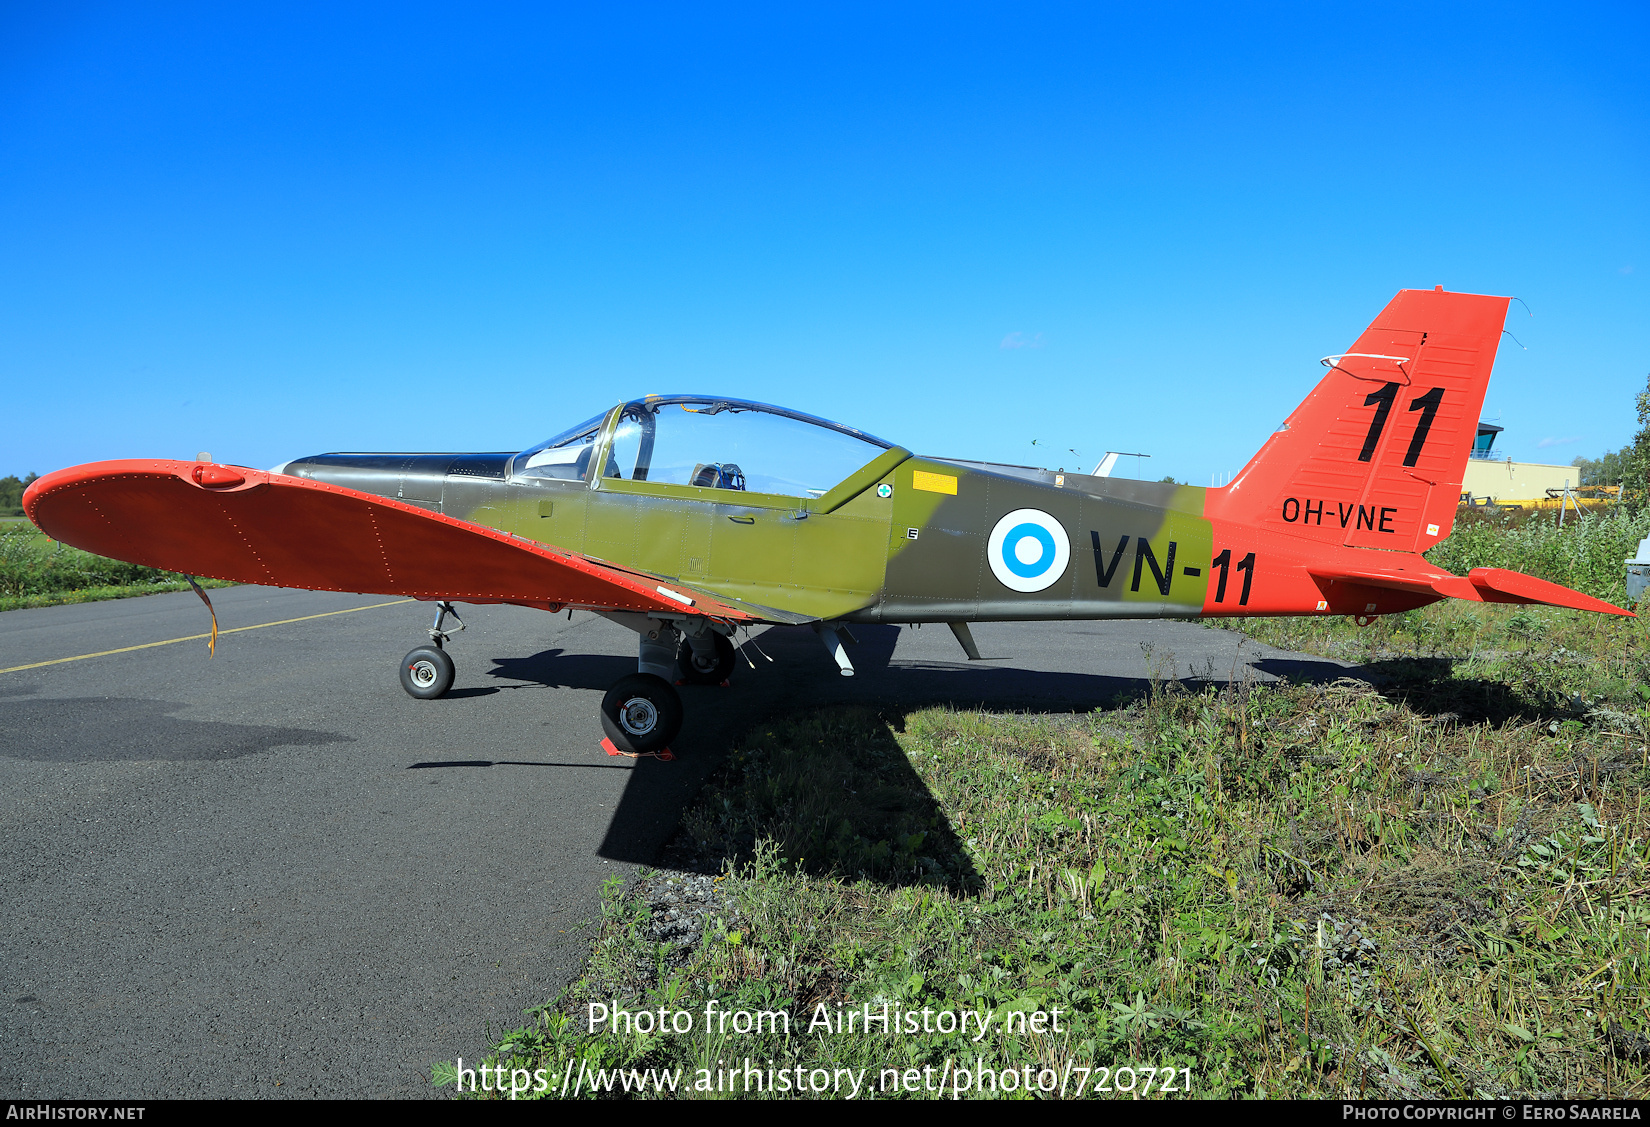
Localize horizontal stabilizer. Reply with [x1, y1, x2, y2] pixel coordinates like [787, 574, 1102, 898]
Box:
[24, 460, 777, 622]
[1307, 564, 1464, 598]
[1466, 567, 1634, 617]
[1308, 562, 1633, 618]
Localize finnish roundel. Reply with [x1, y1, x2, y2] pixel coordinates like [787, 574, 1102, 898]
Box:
[987, 509, 1071, 593]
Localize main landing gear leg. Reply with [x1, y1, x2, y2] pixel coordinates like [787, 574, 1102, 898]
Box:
[600, 621, 684, 756]
[676, 625, 736, 685]
[399, 601, 463, 700]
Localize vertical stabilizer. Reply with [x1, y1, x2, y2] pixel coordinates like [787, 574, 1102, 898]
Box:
[1207, 288, 1510, 554]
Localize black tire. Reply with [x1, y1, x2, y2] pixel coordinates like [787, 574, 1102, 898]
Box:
[400, 646, 455, 700]
[601, 673, 684, 754]
[676, 632, 736, 685]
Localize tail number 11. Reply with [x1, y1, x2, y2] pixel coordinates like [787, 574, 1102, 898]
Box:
[1358, 383, 1444, 467]
[1211, 549, 1255, 606]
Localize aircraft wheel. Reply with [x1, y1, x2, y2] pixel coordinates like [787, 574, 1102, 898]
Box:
[400, 645, 455, 700]
[601, 673, 683, 754]
[676, 633, 736, 685]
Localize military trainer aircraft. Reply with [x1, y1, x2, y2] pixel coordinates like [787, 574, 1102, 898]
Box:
[23, 287, 1631, 755]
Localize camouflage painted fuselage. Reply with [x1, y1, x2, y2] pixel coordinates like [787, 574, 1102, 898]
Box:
[280, 438, 1216, 625]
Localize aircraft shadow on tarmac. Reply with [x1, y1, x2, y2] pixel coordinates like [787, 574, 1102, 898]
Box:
[484, 650, 636, 691]
[449, 626, 1562, 890]
[589, 624, 1379, 884]
[406, 757, 634, 770]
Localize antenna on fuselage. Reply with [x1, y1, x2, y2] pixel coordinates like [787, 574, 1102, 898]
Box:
[1091, 451, 1150, 478]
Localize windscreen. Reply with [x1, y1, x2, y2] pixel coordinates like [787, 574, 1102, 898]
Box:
[605, 401, 887, 498]
[516, 412, 607, 481]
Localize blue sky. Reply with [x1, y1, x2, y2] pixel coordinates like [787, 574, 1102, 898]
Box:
[3, 3, 1646, 483]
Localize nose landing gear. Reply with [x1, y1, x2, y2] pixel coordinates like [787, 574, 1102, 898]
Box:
[400, 646, 454, 698]
[398, 601, 464, 700]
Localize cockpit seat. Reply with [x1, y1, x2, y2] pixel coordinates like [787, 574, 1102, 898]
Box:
[690, 463, 746, 491]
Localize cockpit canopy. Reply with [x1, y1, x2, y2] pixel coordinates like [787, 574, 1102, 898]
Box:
[516, 396, 892, 500]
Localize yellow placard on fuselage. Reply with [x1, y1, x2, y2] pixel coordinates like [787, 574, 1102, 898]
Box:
[912, 470, 958, 495]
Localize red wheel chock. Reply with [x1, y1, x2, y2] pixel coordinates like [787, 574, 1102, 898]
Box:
[601, 737, 675, 762]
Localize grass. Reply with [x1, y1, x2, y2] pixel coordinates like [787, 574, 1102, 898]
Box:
[1215, 601, 1649, 706]
[0, 521, 232, 611]
[441, 640, 1650, 1099]
[440, 507, 1650, 1100]
[1426, 506, 1650, 609]
[1219, 500, 1650, 738]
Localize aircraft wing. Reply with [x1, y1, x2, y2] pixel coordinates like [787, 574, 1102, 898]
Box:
[23, 459, 804, 624]
[1308, 562, 1633, 617]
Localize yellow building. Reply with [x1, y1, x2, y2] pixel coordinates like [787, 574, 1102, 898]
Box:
[1461, 458, 1579, 504]
[1458, 422, 1592, 507]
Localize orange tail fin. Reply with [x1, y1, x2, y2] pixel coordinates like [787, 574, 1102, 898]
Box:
[1210, 287, 1510, 553]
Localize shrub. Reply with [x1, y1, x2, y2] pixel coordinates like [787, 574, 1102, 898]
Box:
[1426, 507, 1650, 606]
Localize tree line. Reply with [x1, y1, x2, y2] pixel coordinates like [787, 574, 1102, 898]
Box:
[0, 473, 38, 513]
[1572, 375, 1650, 508]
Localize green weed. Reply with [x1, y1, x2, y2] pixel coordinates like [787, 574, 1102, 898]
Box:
[1426, 507, 1650, 608]
[446, 683, 1650, 1099]
[0, 523, 230, 610]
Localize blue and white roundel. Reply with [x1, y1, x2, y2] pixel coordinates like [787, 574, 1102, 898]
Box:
[987, 508, 1071, 593]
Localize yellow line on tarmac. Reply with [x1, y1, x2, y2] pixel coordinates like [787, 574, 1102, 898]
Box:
[0, 599, 415, 674]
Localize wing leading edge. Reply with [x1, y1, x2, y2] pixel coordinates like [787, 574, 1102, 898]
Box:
[23, 460, 800, 623]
